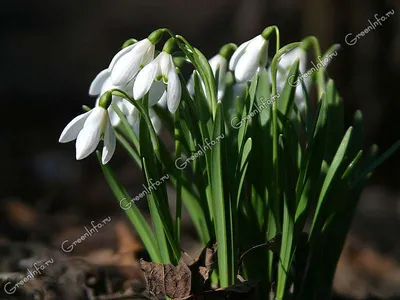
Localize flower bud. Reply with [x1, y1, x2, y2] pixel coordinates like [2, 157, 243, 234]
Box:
[162, 37, 176, 54]
[219, 43, 237, 60]
[147, 29, 164, 45]
[98, 91, 112, 109]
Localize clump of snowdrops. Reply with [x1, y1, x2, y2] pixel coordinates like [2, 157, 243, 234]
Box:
[59, 26, 400, 299]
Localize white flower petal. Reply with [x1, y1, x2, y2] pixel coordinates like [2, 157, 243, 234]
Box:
[111, 53, 142, 86]
[140, 39, 156, 66]
[108, 44, 136, 71]
[246, 35, 265, 49]
[217, 84, 226, 101]
[159, 53, 173, 77]
[75, 124, 101, 160]
[158, 90, 167, 108]
[132, 120, 140, 136]
[102, 121, 116, 164]
[89, 69, 110, 96]
[75, 107, 107, 160]
[279, 48, 306, 72]
[110, 40, 153, 86]
[148, 80, 166, 106]
[100, 77, 117, 95]
[186, 73, 195, 96]
[120, 99, 135, 115]
[234, 48, 261, 83]
[166, 70, 181, 113]
[209, 54, 226, 76]
[229, 39, 251, 71]
[108, 106, 121, 127]
[133, 59, 159, 100]
[209, 54, 228, 100]
[59, 111, 91, 143]
[150, 108, 162, 134]
[126, 109, 139, 127]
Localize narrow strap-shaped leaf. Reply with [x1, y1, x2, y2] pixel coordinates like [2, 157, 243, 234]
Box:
[277, 59, 300, 118]
[211, 101, 232, 286]
[309, 126, 353, 238]
[276, 134, 296, 299]
[139, 113, 180, 264]
[96, 152, 161, 262]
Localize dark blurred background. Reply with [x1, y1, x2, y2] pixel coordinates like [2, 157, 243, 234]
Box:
[1, 0, 399, 298]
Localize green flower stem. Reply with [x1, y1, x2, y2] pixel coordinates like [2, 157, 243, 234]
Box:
[269, 43, 301, 236]
[261, 25, 280, 55]
[111, 89, 161, 160]
[301, 36, 325, 99]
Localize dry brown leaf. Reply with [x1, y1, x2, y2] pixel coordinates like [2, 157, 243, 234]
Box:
[189, 242, 217, 293]
[140, 259, 191, 299]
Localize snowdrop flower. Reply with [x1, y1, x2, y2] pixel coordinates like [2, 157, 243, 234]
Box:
[89, 69, 136, 127]
[229, 33, 269, 83]
[59, 91, 116, 164]
[108, 30, 163, 86]
[133, 38, 181, 113]
[275, 47, 309, 111]
[187, 44, 235, 101]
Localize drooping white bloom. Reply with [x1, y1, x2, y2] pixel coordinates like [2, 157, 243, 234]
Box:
[133, 51, 181, 113]
[187, 54, 228, 100]
[229, 35, 269, 83]
[89, 69, 137, 127]
[274, 47, 309, 111]
[59, 106, 116, 164]
[108, 38, 155, 86]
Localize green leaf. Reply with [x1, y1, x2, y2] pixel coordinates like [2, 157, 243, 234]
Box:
[354, 140, 400, 186]
[310, 126, 353, 238]
[277, 59, 300, 117]
[276, 133, 296, 299]
[324, 80, 344, 163]
[211, 101, 232, 286]
[96, 152, 161, 262]
[236, 138, 252, 209]
[139, 112, 179, 264]
[295, 95, 329, 239]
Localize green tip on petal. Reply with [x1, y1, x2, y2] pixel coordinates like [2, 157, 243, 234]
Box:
[98, 91, 112, 109]
[122, 38, 138, 49]
[148, 29, 164, 45]
[162, 37, 176, 54]
[261, 26, 275, 40]
[219, 43, 237, 60]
